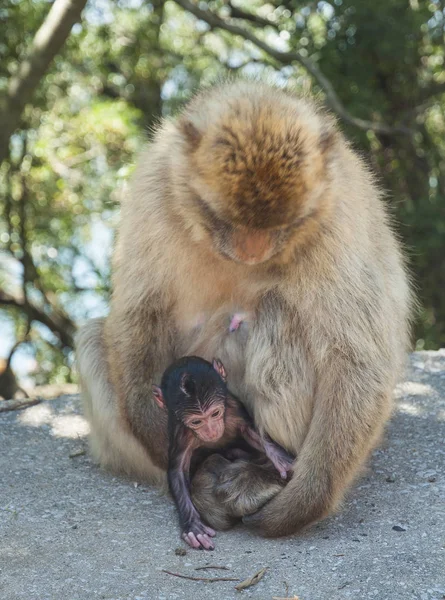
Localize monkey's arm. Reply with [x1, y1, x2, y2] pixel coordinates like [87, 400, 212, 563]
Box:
[168, 440, 216, 550]
[105, 298, 176, 470]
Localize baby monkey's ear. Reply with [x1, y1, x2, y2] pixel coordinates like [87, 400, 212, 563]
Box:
[212, 358, 227, 382]
[152, 385, 166, 410]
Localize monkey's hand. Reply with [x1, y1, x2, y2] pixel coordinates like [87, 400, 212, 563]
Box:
[263, 441, 295, 480]
[182, 519, 216, 550]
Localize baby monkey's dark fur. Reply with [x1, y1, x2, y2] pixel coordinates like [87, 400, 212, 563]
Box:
[153, 356, 294, 550]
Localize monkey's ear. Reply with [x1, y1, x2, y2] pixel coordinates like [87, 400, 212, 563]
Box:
[152, 385, 166, 410]
[178, 118, 202, 150]
[212, 358, 227, 382]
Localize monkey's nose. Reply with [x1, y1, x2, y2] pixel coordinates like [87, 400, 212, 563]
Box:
[231, 229, 273, 264]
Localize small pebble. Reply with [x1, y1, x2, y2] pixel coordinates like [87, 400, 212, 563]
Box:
[175, 547, 186, 556]
[428, 476, 436, 482]
[392, 525, 406, 532]
[385, 475, 396, 483]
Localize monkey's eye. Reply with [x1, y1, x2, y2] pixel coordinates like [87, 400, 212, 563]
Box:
[190, 419, 203, 427]
[211, 409, 222, 418]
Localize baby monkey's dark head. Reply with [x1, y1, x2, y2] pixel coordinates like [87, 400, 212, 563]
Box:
[153, 357, 228, 443]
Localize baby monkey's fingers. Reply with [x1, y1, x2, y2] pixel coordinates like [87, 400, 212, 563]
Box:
[182, 523, 216, 550]
[203, 525, 216, 537]
[182, 531, 201, 549]
[268, 449, 295, 480]
[197, 533, 215, 550]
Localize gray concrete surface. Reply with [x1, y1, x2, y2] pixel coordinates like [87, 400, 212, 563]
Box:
[1, 352, 444, 600]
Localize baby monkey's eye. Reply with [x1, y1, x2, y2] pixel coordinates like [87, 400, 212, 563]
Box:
[191, 419, 203, 427]
[211, 409, 222, 418]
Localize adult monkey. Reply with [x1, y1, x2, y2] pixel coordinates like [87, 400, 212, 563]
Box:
[76, 81, 412, 537]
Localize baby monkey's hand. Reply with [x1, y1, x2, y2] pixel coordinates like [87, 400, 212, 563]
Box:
[182, 519, 216, 550]
[263, 440, 295, 480]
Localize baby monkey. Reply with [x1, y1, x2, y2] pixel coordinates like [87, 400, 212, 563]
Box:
[152, 356, 294, 550]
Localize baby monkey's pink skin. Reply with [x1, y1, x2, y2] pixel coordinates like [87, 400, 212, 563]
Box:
[153, 357, 294, 550]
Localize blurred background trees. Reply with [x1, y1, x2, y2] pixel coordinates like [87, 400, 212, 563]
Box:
[1, 0, 444, 393]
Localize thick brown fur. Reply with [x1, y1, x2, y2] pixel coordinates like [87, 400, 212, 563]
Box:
[75, 80, 412, 537]
[191, 454, 286, 531]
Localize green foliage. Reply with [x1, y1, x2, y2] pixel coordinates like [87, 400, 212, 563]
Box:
[1, 0, 444, 387]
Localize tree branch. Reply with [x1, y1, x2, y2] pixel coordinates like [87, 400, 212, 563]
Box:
[0, 0, 88, 164]
[227, 2, 278, 29]
[0, 290, 75, 348]
[408, 81, 445, 116]
[173, 0, 412, 136]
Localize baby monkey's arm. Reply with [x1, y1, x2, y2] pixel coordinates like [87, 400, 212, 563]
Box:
[168, 438, 216, 550]
[226, 396, 295, 479]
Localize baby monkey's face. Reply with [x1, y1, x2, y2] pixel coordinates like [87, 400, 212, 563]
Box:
[183, 401, 226, 443]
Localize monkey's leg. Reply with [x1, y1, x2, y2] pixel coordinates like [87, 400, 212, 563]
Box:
[243, 351, 392, 537]
[75, 318, 166, 483]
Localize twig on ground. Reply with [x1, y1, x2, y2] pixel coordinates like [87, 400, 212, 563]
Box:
[162, 569, 239, 583]
[195, 565, 230, 571]
[235, 567, 267, 590]
[69, 449, 86, 458]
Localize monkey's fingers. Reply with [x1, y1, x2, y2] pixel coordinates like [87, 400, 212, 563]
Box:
[203, 525, 216, 537]
[196, 533, 215, 550]
[270, 457, 293, 480]
[182, 531, 202, 549]
[182, 531, 215, 550]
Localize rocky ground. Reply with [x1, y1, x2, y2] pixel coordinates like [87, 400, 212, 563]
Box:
[1, 352, 444, 600]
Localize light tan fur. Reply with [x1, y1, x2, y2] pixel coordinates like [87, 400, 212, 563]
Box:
[76, 80, 412, 537]
[75, 319, 165, 485]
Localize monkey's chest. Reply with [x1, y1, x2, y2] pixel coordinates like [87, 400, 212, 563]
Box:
[175, 307, 250, 397]
[178, 308, 249, 349]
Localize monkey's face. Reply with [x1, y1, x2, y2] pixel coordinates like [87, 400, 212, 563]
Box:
[183, 403, 225, 443]
[178, 91, 336, 265]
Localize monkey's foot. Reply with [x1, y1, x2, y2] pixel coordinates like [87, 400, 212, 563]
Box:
[182, 523, 216, 550]
[228, 312, 248, 333]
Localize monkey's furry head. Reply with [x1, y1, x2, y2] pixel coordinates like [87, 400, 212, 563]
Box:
[173, 81, 338, 265]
